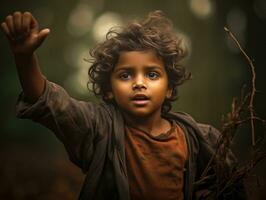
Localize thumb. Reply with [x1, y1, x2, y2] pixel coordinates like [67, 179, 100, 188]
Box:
[37, 28, 50, 44]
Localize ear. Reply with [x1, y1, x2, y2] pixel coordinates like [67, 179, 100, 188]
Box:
[166, 88, 173, 99]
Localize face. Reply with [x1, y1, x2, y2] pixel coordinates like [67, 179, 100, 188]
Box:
[109, 51, 172, 119]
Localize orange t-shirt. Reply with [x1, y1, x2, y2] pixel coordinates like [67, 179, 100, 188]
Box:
[125, 122, 188, 200]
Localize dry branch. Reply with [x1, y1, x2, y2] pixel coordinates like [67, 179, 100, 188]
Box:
[196, 27, 266, 199]
[224, 27, 257, 146]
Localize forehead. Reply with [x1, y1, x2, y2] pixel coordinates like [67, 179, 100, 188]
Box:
[115, 51, 164, 69]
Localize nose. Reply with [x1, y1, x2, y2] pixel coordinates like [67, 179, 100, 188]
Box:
[132, 75, 147, 90]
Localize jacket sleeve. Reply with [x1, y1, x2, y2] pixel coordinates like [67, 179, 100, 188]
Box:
[194, 124, 247, 200]
[16, 80, 111, 171]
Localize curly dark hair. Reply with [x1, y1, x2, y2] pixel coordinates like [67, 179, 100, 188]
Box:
[88, 10, 191, 113]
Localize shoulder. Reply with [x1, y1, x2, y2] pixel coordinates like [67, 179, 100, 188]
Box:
[165, 111, 221, 146]
[196, 123, 220, 147]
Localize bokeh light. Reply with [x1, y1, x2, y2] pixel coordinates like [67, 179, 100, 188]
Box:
[67, 2, 94, 37]
[92, 12, 123, 42]
[189, 0, 214, 19]
[63, 43, 91, 95]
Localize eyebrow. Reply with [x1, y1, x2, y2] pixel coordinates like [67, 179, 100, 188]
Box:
[113, 65, 163, 73]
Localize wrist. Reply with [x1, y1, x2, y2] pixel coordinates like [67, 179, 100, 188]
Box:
[14, 51, 34, 60]
[14, 53, 36, 68]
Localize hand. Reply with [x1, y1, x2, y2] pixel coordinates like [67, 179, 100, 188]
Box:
[1, 11, 50, 56]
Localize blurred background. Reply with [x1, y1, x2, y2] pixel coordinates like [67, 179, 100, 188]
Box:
[0, 0, 265, 199]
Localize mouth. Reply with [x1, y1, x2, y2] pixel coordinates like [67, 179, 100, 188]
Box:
[131, 94, 150, 106]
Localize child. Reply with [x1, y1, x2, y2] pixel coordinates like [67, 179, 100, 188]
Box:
[1, 10, 244, 200]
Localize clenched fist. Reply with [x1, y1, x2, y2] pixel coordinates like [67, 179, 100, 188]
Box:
[1, 11, 50, 56]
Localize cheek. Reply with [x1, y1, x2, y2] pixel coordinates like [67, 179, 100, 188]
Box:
[112, 82, 122, 91]
[111, 80, 130, 97]
[152, 80, 169, 92]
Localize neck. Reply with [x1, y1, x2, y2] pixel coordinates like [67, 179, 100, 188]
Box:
[122, 111, 170, 136]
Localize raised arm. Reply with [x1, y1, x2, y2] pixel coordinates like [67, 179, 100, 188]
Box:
[1, 11, 50, 103]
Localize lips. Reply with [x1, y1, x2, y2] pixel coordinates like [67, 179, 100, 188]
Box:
[131, 94, 150, 105]
[132, 94, 149, 100]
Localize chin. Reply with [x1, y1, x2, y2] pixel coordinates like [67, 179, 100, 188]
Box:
[125, 109, 156, 119]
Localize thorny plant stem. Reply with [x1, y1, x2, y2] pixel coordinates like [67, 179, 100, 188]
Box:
[224, 27, 257, 146]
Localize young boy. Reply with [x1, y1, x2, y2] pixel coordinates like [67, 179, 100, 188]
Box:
[1, 11, 244, 200]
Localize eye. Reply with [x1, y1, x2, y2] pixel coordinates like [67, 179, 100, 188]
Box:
[119, 72, 131, 80]
[147, 71, 159, 80]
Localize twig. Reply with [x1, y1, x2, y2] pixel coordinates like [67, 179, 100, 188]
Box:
[224, 27, 257, 146]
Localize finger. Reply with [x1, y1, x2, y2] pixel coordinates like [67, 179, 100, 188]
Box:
[13, 11, 22, 34]
[5, 15, 15, 37]
[22, 12, 32, 36]
[30, 14, 39, 33]
[37, 28, 50, 44]
[1, 22, 13, 40]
